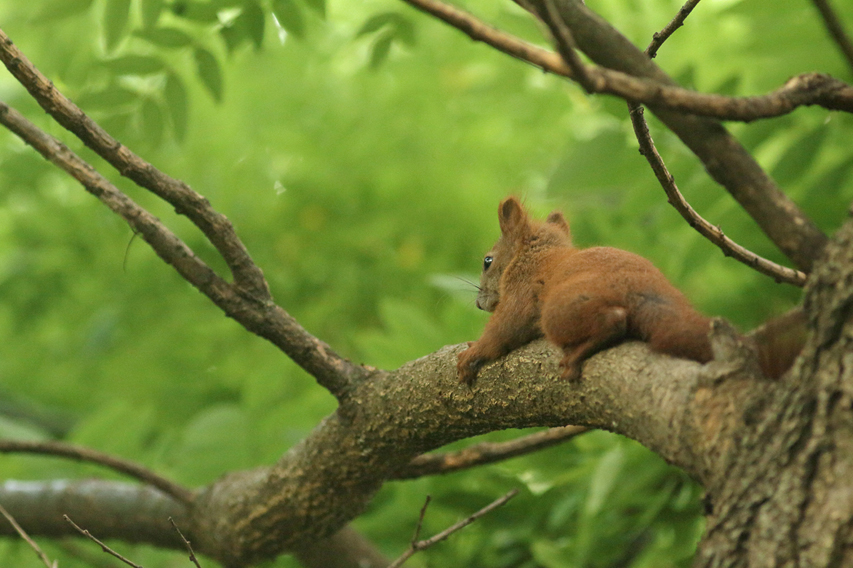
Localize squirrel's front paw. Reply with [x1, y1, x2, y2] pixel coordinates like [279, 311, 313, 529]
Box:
[457, 348, 483, 386]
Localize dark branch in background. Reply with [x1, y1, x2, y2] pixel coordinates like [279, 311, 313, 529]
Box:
[0, 504, 56, 568]
[387, 490, 519, 568]
[400, 0, 831, 271]
[402, 0, 853, 120]
[520, 0, 828, 272]
[0, 439, 194, 504]
[811, 0, 853, 75]
[623, 0, 807, 286]
[0, 28, 368, 401]
[393, 425, 588, 479]
[541, 0, 596, 92]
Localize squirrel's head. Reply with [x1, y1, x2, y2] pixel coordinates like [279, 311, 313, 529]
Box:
[475, 197, 571, 312]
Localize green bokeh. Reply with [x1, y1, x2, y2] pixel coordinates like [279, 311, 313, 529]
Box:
[0, 0, 849, 566]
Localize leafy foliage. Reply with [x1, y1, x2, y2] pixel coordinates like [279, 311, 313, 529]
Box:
[0, 0, 851, 566]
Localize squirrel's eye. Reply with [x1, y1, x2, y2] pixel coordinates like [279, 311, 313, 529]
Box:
[483, 256, 493, 271]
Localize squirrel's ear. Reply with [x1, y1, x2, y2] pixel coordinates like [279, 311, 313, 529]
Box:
[498, 197, 529, 238]
[546, 211, 570, 236]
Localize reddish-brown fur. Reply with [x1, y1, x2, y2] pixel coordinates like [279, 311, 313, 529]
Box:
[457, 197, 798, 385]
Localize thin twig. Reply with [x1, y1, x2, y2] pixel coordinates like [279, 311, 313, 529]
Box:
[411, 496, 432, 543]
[627, 105, 807, 286]
[399, 0, 853, 120]
[647, 0, 702, 58]
[387, 489, 519, 568]
[811, 0, 853, 75]
[393, 425, 587, 479]
[0, 503, 57, 568]
[170, 517, 203, 568]
[0, 439, 195, 504]
[0, 28, 269, 299]
[540, 0, 598, 92]
[0, 96, 363, 400]
[65, 515, 144, 568]
[623, 1, 807, 286]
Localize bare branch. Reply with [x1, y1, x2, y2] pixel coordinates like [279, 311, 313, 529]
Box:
[520, 0, 828, 272]
[0, 98, 365, 400]
[387, 490, 519, 568]
[65, 516, 143, 568]
[627, 104, 807, 286]
[402, 0, 853, 121]
[401, 0, 828, 269]
[539, 0, 596, 91]
[401, 0, 571, 75]
[0, 28, 268, 299]
[0, 439, 195, 504]
[647, 0, 702, 58]
[624, 1, 806, 286]
[811, 0, 853, 75]
[393, 425, 588, 479]
[0, 504, 56, 568]
[170, 518, 204, 568]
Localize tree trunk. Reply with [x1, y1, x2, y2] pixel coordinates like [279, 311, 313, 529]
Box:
[695, 216, 853, 567]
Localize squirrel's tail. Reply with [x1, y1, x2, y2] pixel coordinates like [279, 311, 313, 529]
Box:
[748, 308, 807, 380]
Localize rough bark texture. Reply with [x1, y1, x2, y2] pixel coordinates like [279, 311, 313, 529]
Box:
[694, 216, 853, 567]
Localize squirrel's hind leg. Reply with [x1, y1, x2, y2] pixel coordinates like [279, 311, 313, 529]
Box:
[542, 292, 628, 380]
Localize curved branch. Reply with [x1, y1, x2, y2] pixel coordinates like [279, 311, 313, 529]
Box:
[0, 440, 194, 504]
[0, 29, 267, 299]
[0, 99, 365, 401]
[392, 425, 588, 479]
[401, 0, 829, 271]
[646, 0, 702, 59]
[627, 104, 807, 286]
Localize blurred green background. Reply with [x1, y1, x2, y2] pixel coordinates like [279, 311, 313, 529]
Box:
[0, 0, 850, 566]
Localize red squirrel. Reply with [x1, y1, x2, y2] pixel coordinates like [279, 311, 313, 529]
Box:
[457, 197, 804, 385]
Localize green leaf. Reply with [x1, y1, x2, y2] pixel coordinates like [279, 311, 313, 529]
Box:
[34, 0, 94, 21]
[242, 1, 266, 48]
[301, 0, 325, 19]
[164, 73, 188, 141]
[77, 85, 138, 110]
[194, 47, 223, 102]
[133, 27, 194, 48]
[357, 12, 416, 49]
[273, 0, 305, 40]
[141, 0, 164, 28]
[370, 31, 393, 69]
[103, 55, 166, 75]
[104, 0, 131, 52]
[170, 1, 220, 23]
[140, 98, 165, 146]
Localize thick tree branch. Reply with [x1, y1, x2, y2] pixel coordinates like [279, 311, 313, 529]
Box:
[402, 0, 829, 271]
[0, 480, 189, 548]
[524, 0, 829, 272]
[624, 1, 807, 286]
